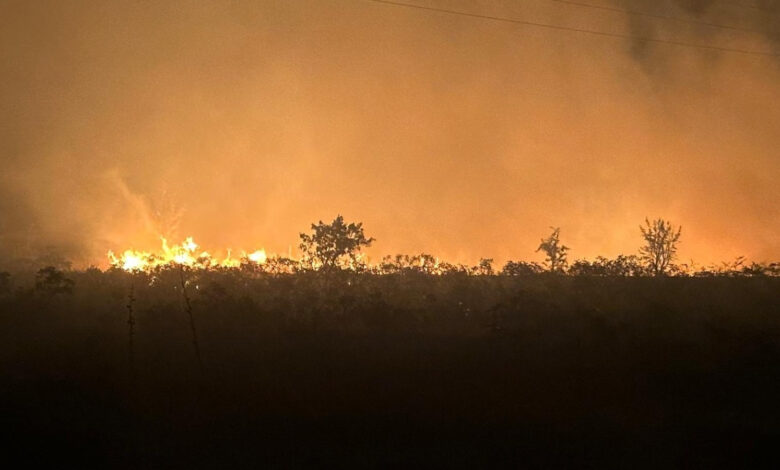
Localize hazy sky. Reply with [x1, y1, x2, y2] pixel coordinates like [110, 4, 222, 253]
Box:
[1, 0, 778, 268]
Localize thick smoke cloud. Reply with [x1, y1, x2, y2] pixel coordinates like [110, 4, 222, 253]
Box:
[0, 0, 777, 268]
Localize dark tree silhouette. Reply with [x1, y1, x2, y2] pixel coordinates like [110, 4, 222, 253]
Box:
[536, 227, 569, 273]
[34, 266, 74, 296]
[377, 254, 468, 275]
[501, 260, 543, 276]
[568, 255, 645, 277]
[477, 258, 494, 276]
[299, 215, 374, 271]
[639, 218, 682, 276]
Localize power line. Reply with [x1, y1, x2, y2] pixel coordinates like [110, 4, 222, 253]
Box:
[548, 0, 767, 35]
[725, 2, 779, 14]
[361, 0, 778, 57]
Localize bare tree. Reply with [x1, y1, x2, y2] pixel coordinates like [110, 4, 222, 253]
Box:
[639, 218, 682, 276]
[536, 227, 569, 273]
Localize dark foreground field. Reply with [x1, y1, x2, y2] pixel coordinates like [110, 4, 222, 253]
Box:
[1, 271, 779, 468]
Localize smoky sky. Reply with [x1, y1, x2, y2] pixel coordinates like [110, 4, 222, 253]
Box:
[0, 0, 778, 268]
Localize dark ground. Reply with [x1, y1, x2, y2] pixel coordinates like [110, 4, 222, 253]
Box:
[1, 270, 778, 468]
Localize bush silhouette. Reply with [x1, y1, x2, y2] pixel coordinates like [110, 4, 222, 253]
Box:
[568, 255, 645, 277]
[501, 260, 543, 276]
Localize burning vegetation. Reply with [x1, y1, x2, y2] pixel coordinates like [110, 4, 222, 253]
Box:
[107, 236, 269, 272]
[102, 215, 779, 278]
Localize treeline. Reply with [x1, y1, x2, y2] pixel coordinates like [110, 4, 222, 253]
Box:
[0, 215, 778, 295]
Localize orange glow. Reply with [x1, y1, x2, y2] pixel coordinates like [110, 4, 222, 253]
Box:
[1, 1, 778, 268]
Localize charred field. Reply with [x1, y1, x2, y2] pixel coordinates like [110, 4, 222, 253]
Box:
[1, 269, 778, 468]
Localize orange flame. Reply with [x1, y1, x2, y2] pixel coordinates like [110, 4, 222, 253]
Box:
[107, 236, 270, 272]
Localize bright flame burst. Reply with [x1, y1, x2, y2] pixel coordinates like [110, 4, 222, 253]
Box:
[108, 236, 269, 272]
[107, 238, 459, 275]
[247, 249, 267, 264]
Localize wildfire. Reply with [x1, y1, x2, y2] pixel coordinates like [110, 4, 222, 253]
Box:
[247, 249, 267, 264]
[107, 237, 458, 275]
[108, 236, 270, 272]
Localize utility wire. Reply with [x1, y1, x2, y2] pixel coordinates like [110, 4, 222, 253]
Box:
[548, 0, 767, 35]
[362, 0, 778, 57]
[726, 2, 779, 14]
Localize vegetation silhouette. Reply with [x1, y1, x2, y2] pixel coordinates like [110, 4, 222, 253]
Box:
[536, 227, 569, 273]
[34, 266, 74, 296]
[178, 265, 204, 376]
[86, 215, 777, 278]
[568, 255, 646, 277]
[299, 215, 374, 272]
[0, 215, 779, 467]
[500, 260, 544, 276]
[640, 218, 682, 276]
[477, 258, 494, 276]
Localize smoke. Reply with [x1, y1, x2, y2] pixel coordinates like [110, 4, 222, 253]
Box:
[0, 0, 777, 269]
[108, 172, 185, 241]
[614, 0, 779, 77]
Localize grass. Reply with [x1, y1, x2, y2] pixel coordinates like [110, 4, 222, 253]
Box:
[0, 269, 778, 467]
